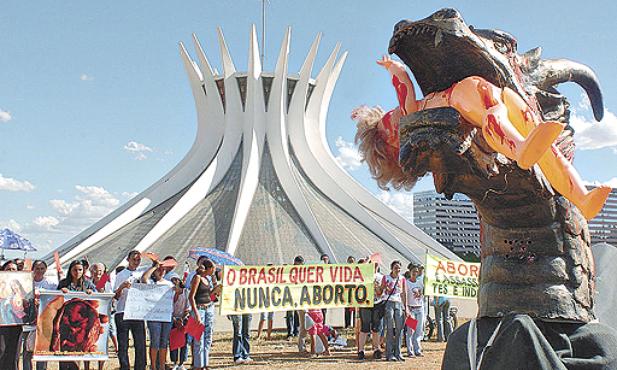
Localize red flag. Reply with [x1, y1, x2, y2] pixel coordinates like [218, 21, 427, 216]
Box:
[96, 273, 110, 291]
[185, 316, 205, 339]
[169, 326, 186, 350]
[53, 252, 62, 274]
[405, 316, 418, 330]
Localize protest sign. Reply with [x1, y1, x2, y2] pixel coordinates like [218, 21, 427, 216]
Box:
[0, 271, 34, 326]
[34, 291, 113, 362]
[220, 263, 374, 315]
[123, 283, 174, 322]
[425, 254, 480, 300]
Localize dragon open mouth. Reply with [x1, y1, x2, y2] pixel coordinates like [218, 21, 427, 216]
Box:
[388, 8, 515, 97]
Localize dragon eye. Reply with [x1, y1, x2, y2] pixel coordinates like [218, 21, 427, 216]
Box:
[494, 41, 508, 53]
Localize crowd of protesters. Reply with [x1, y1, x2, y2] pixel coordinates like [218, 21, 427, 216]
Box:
[0, 251, 452, 369]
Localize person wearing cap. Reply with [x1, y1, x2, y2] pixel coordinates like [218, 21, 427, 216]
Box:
[169, 273, 189, 370]
[405, 264, 424, 357]
[141, 261, 174, 370]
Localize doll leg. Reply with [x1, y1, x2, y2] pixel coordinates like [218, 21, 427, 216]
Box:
[501, 87, 611, 219]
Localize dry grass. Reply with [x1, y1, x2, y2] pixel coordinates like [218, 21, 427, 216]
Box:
[33, 329, 446, 369]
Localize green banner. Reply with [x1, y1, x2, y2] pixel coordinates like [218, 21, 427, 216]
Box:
[220, 263, 374, 315]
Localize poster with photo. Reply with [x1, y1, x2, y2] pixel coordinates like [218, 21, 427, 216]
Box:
[33, 291, 114, 362]
[0, 271, 34, 326]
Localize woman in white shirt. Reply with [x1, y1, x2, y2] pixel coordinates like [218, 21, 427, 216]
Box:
[140, 261, 174, 370]
[380, 260, 408, 362]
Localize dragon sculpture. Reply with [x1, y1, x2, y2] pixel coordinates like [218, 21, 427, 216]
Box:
[354, 8, 617, 369]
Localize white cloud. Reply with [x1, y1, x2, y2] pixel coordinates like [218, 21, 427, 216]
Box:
[32, 216, 60, 231]
[80, 74, 94, 81]
[0, 109, 12, 123]
[124, 141, 153, 160]
[334, 136, 363, 171]
[0, 173, 35, 192]
[26, 204, 35, 210]
[0, 219, 22, 232]
[376, 191, 415, 222]
[570, 96, 617, 151]
[50, 185, 120, 221]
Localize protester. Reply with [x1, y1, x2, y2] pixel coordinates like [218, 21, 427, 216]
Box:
[405, 264, 424, 357]
[231, 313, 253, 364]
[433, 295, 452, 342]
[140, 261, 174, 370]
[170, 274, 189, 370]
[0, 260, 24, 370]
[285, 310, 296, 340]
[113, 250, 148, 370]
[357, 259, 384, 360]
[23, 260, 56, 370]
[345, 256, 356, 329]
[14, 258, 25, 271]
[293, 255, 308, 352]
[256, 264, 274, 341]
[189, 259, 220, 370]
[319, 254, 330, 324]
[80, 258, 91, 280]
[84, 263, 114, 370]
[162, 255, 178, 280]
[257, 311, 274, 340]
[306, 308, 331, 357]
[56, 260, 96, 370]
[381, 260, 408, 362]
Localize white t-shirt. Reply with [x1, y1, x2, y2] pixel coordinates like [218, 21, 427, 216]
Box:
[173, 290, 189, 318]
[406, 277, 424, 307]
[381, 274, 405, 303]
[34, 278, 58, 291]
[113, 266, 149, 313]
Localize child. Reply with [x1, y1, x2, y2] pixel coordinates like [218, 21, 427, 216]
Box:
[306, 309, 330, 357]
[170, 274, 189, 370]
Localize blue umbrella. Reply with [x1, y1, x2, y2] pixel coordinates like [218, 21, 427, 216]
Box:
[0, 228, 36, 252]
[188, 247, 243, 266]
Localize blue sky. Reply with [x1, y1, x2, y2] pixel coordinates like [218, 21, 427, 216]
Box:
[1, 1, 616, 257]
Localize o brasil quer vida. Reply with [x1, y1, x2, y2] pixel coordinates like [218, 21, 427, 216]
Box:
[225, 265, 367, 286]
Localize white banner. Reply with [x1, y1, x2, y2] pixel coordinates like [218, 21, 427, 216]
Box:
[123, 283, 173, 322]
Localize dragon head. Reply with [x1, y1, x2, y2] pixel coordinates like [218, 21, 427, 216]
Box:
[362, 8, 604, 205]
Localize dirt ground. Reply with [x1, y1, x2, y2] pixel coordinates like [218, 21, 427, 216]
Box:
[34, 329, 446, 369]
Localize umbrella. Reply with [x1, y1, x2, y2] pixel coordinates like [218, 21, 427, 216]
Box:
[188, 247, 243, 266]
[0, 228, 36, 252]
[0, 228, 36, 260]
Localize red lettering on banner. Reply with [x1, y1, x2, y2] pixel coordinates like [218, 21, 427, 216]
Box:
[447, 262, 456, 274]
[343, 267, 352, 282]
[247, 268, 257, 284]
[226, 269, 236, 285]
[457, 264, 468, 276]
[279, 267, 287, 283]
[289, 267, 298, 284]
[316, 266, 324, 283]
[469, 265, 479, 278]
[306, 266, 315, 283]
[258, 268, 267, 284]
[267, 267, 276, 284]
[329, 266, 338, 281]
[353, 267, 364, 282]
[436, 261, 446, 274]
[239, 269, 247, 285]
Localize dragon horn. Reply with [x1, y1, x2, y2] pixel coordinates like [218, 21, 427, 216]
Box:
[536, 59, 604, 121]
